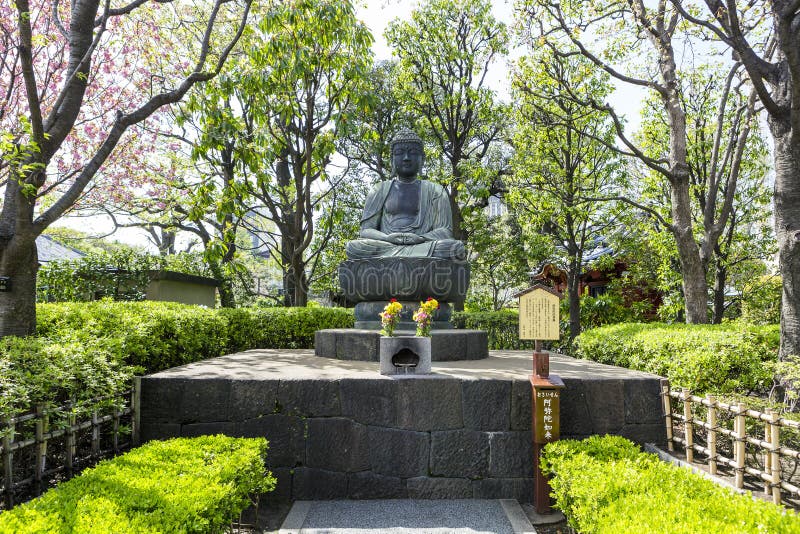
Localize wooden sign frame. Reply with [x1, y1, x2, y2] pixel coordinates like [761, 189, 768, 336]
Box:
[515, 284, 562, 341]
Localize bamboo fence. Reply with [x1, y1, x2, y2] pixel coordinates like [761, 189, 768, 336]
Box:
[662, 379, 800, 505]
[0, 382, 139, 509]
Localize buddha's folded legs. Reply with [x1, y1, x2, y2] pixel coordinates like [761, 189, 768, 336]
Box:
[345, 238, 466, 260]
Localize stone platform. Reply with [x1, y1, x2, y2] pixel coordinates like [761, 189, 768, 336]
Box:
[139, 350, 666, 502]
[315, 329, 489, 361]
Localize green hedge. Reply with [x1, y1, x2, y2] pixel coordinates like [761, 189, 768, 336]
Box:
[0, 435, 274, 533]
[1, 302, 354, 418]
[453, 310, 534, 350]
[0, 335, 134, 417]
[542, 435, 800, 534]
[36, 301, 354, 370]
[573, 322, 779, 394]
[218, 306, 355, 351]
[37, 301, 230, 373]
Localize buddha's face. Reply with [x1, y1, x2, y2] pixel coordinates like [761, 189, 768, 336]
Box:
[392, 142, 424, 181]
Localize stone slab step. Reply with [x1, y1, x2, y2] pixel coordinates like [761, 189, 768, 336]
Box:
[279, 499, 536, 533]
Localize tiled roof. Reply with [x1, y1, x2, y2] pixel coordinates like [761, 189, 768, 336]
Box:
[36, 235, 85, 263]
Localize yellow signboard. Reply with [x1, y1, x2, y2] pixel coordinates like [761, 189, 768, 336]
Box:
[518, 286, 560, 340]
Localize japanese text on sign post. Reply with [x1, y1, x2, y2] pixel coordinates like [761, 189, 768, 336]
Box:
[534, 389, 561, 443]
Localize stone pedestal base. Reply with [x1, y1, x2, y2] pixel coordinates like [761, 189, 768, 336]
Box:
[339, 257, 469, 302]
[379, 336, 432, 375]
[355, 301, 453, 330]
[315, 328, 488, 362]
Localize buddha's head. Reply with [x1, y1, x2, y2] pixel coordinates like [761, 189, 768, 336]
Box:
[390, 128, 424, 181]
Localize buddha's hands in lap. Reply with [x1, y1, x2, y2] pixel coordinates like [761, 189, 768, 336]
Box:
[386, 232, 426, 245]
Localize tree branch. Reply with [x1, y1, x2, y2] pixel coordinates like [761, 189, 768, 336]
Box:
[33, 0, 252, 233]
[14, 0, 46, 151]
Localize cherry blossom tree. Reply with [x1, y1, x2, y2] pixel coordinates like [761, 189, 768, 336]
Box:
[0, 0, 252, 336]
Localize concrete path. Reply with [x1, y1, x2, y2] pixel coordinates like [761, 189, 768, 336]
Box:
[278, 499, 536, 533]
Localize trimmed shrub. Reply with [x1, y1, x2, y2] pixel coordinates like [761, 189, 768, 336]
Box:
[0, 435, 275, 534]
[453, 309, 533, 350]
[542, 435, 800, 534]
[0, 335, 134, 417]
[218, 306, 354, 351]
[37, 301, 229, 372]
[2, 302, 354, 419]
[573, 322, 778, 394]
[35, 301, 354, 372]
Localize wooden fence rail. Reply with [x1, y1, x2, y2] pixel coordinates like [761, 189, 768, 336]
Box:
[0, 381, 140, 509]
[662, 379, 800, 505]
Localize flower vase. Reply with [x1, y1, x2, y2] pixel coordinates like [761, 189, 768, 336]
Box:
[379, 335, 432, 376]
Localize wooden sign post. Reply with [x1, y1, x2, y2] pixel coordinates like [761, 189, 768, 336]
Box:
[515, 284, 564, 514]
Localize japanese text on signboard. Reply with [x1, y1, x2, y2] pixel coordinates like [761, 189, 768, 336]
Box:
[519, 289, 560, 340]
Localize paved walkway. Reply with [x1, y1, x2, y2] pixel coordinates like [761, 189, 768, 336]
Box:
[278, 499, 536, 533]
[150, 348, 659, 381]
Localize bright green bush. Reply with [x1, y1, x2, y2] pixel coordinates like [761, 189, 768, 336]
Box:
[453, 309, 534, 350]
[542, 435, 800, 534]
[218, 306, 354, 351]
[573, 322, 778, 394]
[0, 435, 275, 534]
[36, 301, 353, 370]
[37, 301, 230, 372]
[1, 302, 354, 418]
[0, 335, 134, 417]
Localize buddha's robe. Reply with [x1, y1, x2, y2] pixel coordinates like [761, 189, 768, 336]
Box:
[345, 179, 466, 260]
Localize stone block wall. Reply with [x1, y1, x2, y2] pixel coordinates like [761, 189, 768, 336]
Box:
[139, 374, 665, 501]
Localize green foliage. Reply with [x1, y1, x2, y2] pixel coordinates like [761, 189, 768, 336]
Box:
[0, 436, 275, 534]
[0, 335, 134, 418]
[509, 48, 624, 340]
[573, 322, 779, 394]
[741, 275, 782, 325]
[36, 301, 229, 372]
[180, 0, 374, 306]
[566, 290, 654, 330]
[541, 435, 800, 534]
[467, 211, 533, 311]
[2, 302, 353, 418]
[217, 306, 354, 351]
[37, 249, 210, 303]
[37, 301, 354, 369]
[453, 310, 533, 350]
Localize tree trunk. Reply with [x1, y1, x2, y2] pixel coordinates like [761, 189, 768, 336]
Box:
[0, 233, 39, 337]
[712, 263, 727, 324]
[208, 260, 235, 308]
[281, 236, 296, 306]
[159, 230, 176, 256]
[670, 174, 709, 323]
[566, 261, 581, 343]
[771, 124, 800, 362]
[292, 254, 308, 307]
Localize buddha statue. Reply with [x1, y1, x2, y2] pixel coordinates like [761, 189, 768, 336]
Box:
[345, 128, 466, 261]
